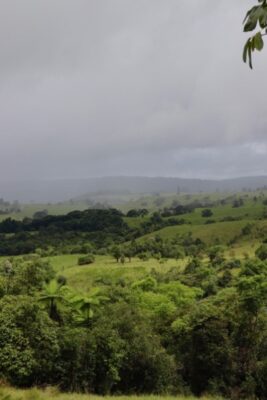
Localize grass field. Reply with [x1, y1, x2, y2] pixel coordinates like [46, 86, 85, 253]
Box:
[45, 243, 259, 294]
[46, 255, 186, 292]
[139, 220, 250, 244]
[44, 254, 84, 273]
[0, 387, 225, 400]
[180, 204, 263, 225]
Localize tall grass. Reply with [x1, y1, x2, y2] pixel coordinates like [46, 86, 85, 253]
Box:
[0, 387, 226, 400]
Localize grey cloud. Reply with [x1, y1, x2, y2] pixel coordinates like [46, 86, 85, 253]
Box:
[0, 0, 265, 181]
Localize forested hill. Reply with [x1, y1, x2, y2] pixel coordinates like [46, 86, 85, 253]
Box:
[0, 209, 127, 234]
[2, 175, 267, 202]
[0, 209, 129, 255]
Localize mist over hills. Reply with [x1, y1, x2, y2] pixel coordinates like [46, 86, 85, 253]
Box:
[1, 176, 267, 203]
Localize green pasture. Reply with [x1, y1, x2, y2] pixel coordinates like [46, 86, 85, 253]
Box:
[48, 255, 185, 293]
[180, 203, 263, 225]
[44, 254, 84, 273]
[139, 220, 251, 245]
[47, 242, 259, 294]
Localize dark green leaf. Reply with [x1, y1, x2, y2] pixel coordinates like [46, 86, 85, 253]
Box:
[254, 32, 264, 50]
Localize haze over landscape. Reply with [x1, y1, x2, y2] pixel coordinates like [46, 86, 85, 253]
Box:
[2, 176, 267, 203]
[0, 0, 266, 187]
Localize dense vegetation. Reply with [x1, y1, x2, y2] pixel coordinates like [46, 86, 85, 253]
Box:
[1, 191, 267, 398]
[0, 209, 130, 256]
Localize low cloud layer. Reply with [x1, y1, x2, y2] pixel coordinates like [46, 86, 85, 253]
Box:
[0, 0, 266, 180]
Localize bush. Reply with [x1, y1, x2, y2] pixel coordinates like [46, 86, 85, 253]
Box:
[255, 244, 267, 261]
[57, 275, 67, 286]
[201, 209, 213, 218]
[138, 252, 151, 261]
[78, 254, 95, 265]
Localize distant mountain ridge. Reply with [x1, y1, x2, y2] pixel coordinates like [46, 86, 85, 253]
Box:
[1, 175, 267, 203]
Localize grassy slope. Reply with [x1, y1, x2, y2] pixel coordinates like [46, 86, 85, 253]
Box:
[118, 192, 227, 212]
[181, 204, 263, 225]
[47, 245, 258, 294]
[119, 191, 267, 213]
[47, 255, 185, 293]
[44, 254, 84, 273]
[139, 220, 249, 245]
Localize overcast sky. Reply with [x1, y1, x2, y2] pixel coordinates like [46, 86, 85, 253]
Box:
[0, 0, 266, 181]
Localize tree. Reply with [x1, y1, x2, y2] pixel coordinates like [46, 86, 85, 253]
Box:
[70, 288, 109, 327]
[1, 260, 13, 294]
[139, 208, 149, 218]
[201, 209, 213, 218]
[207, 245, 225, 264]
[111, 245, 122, 263]
[123, 243, 135, 262]
[39, 279, 66, 320]
[255, 244, 267, 260]
[232, 198, 244, 208]
[33, 209, 48, 219]
[0, 296, 59, 386]
[234, 271, 267, 397]
[171, 292, 236, 397]
[243, 1, 267, 68]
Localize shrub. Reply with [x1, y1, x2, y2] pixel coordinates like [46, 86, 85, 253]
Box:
[138, 252, 150, 261]
[57, 275, 67, 286]
[201, 209, 213, 218]
[255, 244, 267, 261]
[78, 254, 95, 265]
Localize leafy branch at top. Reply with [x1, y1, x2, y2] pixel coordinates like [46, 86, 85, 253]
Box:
[243, 0, 267, 68]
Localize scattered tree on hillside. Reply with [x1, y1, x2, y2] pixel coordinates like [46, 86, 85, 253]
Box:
[232, 198, 244, 208]
[201, 209, 213, 218]
[111, 245, 122, 263]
